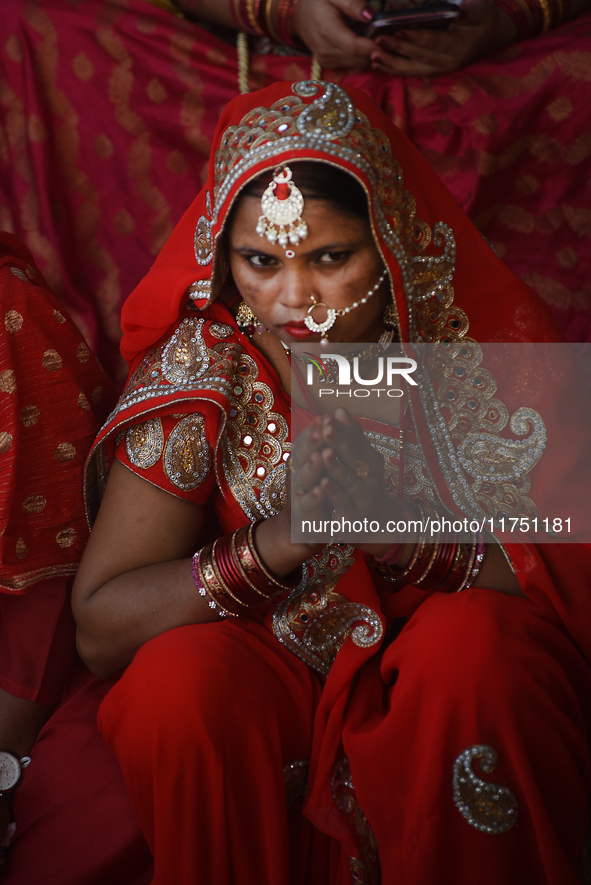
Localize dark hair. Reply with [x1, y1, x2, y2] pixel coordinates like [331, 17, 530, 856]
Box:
[238, 160, 369, 221]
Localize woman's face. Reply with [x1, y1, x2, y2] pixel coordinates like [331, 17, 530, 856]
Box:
[228, 193, 390, 348]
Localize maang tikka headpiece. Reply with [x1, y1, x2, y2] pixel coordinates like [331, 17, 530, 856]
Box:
[256, 167, 308, 258]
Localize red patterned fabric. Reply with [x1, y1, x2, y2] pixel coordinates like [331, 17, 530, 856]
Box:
[0, 232, 117, 701]
[1, 0, 590, 385]
[0, 233, 150, 884]
[87, 81, 591, 883]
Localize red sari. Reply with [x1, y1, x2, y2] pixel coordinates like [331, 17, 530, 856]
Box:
[84, 80, 591, 884]
[1, 0, 590, 384]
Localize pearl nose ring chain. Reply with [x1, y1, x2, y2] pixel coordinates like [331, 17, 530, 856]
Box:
[304, 269, 388, 341]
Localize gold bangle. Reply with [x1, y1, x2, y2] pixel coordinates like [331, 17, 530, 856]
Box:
[247, 521, 300, 592]
[231, 527, 272, 599]
[263, 0, 280, 42]
[244, 0, 266, 35]
[537, 0, 552, 30]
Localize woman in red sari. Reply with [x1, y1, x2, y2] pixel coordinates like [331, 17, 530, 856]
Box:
[74, 80, 591, 884]
[2, 0, 591, 384]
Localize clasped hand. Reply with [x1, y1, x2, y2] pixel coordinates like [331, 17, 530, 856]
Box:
[289, 408, 396, 549]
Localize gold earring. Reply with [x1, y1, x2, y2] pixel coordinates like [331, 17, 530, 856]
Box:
[379, 303, 398, 345]
[236, 301, 266, 337]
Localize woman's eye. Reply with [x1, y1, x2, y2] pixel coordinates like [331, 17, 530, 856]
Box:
[247, 253, 276, 268]
[318, 251, 349, 264]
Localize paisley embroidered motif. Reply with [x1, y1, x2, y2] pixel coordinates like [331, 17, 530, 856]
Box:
[458, 407, 547, 483]
[163, 414, 211, 491]
[125, 418, 164, 469]
[161, 318, 210, 384]
[417, 341, 546, 521]
[452, 745, 518, 834]
[272, 545, 383, 677]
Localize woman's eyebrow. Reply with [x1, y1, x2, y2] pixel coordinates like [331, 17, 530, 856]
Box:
[232, 239, 363, 255]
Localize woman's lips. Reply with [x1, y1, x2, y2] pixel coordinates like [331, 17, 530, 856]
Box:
[281, 321, 316, 340]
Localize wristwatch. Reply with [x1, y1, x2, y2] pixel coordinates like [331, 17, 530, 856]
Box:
[0, 752, 30, 797]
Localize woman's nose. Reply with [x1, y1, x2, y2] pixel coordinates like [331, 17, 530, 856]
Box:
[277, 267, 312, 310]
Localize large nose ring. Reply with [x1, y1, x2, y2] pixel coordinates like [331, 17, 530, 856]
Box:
[304, 301, 337, 335]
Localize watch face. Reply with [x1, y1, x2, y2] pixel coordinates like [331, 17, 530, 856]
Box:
[0, 753, 20, 791]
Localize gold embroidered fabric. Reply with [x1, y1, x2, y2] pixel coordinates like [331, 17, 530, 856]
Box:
[125, 418, 164, 469]
[272, 545, 383, 677]
[417, 341, 546, 521]
[221, 351, 290, 521]
[331, 757, 380, 885]
[164, 414, 211, 490]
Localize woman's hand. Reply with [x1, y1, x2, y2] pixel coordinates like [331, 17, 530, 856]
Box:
[370, 0, 518, 77]
[291, 0, 376, 69]
[302, 409, 405, 555]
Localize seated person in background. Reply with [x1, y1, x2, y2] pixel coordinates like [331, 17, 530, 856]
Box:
[0, 233, 152, 885]
[2, 0, 590, 385]
[73, 80, 591, 885]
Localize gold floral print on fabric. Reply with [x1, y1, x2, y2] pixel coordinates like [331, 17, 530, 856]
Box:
[272, 545, 383, 677]
[452, 745, 518, 834]
[5, 310, 23, 334]
[331, 758, 380, 885]
[125, 417, 164, 469]
[164, 414, 211, 491]
[221, 351, 290, 521]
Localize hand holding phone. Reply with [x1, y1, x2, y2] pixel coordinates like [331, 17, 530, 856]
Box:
[365, 4, 461, 36]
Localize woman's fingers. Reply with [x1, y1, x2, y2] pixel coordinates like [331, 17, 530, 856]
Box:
[291, 450, 324, 501]
[370, 0, 518, 75]
[290, 416, 324, 472]
[292, 0, 375, 69]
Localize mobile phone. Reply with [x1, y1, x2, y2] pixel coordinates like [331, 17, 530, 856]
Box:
[365, 5, 460, 36]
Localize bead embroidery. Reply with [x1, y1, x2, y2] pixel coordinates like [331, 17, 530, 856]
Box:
[416, 341, 546, 521]
[194, 191, 213, 266]
[272, 545, 383, 677]
[162, 318, 210, 385]
[452, 745, 518, 834]
[125, 418, 164, 469]
[221, 353, 290, 521]
[164, 414, 211, 491]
